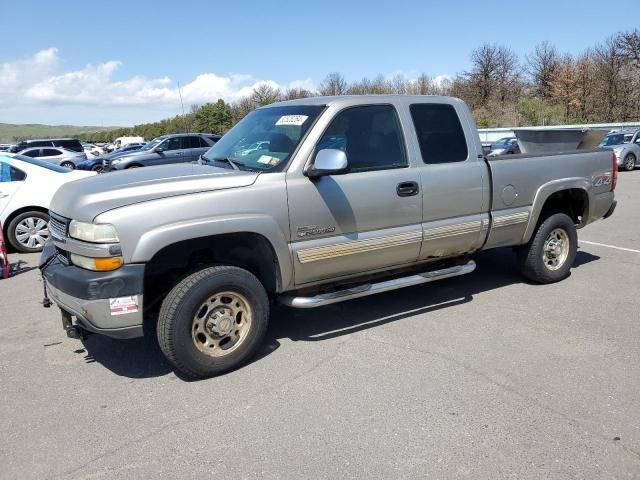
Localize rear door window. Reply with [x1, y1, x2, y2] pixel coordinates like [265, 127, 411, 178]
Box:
[0, 161, 26, 182]
[410, 104, 469, 163]
[182, 136, 201, 149]
[42, 148, 61, 157]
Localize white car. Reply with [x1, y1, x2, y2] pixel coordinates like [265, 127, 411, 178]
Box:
[0, 153, 94, 252]
[82, 143, 106, 157]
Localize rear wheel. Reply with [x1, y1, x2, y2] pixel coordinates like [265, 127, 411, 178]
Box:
[60, 161, 75, 169]
[623, 153, 636, 171]
[516, 213, 577, 284]
[158, 265, 269, 379]
[7, 211, 50, 253]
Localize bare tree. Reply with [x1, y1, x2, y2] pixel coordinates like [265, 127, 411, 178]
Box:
[616, 28, 640, 67]
[527, 41, 560, 99]
[251, 83, 281, 107]
[318, 72, 347, 96]
[282, 88, 314, 100]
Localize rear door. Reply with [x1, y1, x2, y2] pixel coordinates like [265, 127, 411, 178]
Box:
[182, 136, 208, 162]
[0, 161, 26, 218]
[286, 104, 422, 285]
[408, 102, 490, 259]
[40, 148, 64, 164]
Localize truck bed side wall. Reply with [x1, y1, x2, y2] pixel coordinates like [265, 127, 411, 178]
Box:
[485, 150, 614, 249]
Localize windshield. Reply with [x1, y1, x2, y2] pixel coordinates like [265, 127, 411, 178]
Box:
[600, 134, 625, 146]
[7, 154, 72, 173]
[141, 137, 164, 151]
[202, 105, 324, 171]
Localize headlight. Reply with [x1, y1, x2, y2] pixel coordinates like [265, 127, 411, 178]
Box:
[69, 220, 119, 243]
[70, 253, 123, 271]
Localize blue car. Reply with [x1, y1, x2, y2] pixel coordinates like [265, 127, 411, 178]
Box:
[76, 143, 145, 172]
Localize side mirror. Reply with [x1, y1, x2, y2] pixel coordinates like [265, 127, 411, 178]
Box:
[154, 144, 166, 153]
[306, 149, 348, 177]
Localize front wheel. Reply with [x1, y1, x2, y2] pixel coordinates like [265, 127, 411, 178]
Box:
[516, 213, 577, 284]
[158, 265, 269, 379]
[60, 161, 75, 170]
[623, 153, 636, 171]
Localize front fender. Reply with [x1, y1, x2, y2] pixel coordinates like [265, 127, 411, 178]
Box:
[130, 214, 293, 290]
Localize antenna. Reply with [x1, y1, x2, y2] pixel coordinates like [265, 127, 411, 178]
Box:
[177, 81, 188, 132]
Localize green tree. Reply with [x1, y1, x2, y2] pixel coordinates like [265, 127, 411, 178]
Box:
[192, 100, 233, 134]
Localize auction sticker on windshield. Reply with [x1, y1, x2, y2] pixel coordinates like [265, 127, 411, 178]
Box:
[275, 115, 308, 126]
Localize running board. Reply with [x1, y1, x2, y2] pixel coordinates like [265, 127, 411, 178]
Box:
[280, 260, 476, 308]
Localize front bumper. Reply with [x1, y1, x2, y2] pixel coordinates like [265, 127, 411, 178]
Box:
[40, 244, 145, 339]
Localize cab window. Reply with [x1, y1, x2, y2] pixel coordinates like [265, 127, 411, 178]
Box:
[317, 105, 407, 172]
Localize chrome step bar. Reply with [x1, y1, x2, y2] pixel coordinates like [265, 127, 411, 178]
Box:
[280, 260, 476, 308]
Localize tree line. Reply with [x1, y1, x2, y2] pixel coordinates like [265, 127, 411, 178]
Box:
[81, 29, 640, 142]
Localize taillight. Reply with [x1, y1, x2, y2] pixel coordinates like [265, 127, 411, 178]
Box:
[612, 152, 618, 191]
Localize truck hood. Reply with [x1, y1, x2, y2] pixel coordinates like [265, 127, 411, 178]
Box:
[51, 163, 259, 221]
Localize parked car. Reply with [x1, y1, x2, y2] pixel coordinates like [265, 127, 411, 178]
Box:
[110, 136, 145, 151]
[82, 142, 106, 158]
[18, 147, 86, 169]
[77, 143, 146, 172]
[41, 95, 616, 379]
[237, 140, 270, 157]
[487, 137, 520, 156]
[9, 138, 84, 154]
[599, 129, 640, 171]
[103, 133, 220, 171]
[0, 153, 94, 252]
[0, 144, 11, 152]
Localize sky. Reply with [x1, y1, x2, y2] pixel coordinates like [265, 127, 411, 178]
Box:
[1, 0, 637, 126]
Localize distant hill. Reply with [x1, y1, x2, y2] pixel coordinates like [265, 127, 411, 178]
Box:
[0, 123, 121, 143]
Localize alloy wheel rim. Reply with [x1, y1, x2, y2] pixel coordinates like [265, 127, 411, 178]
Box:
[625, 155, 635, 170]
[15, 217, 49, 249]
[192, 291, 252, 357]
[543, 228, 569, 271]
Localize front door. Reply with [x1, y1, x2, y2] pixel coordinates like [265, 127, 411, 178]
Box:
[286, 104, 422, 285]
[154, 137, 185, 165]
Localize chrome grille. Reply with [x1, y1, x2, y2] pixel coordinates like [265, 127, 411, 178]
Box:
[48, 213, 69, 239]
[102, 158, 111, 170]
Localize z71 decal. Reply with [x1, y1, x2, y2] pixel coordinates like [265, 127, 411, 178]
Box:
[593, 174, 612, 187]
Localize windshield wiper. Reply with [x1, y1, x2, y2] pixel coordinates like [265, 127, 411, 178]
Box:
[200, 156, 244, 171]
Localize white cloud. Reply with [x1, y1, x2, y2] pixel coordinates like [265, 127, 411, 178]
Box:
[0, 48, 316, 124]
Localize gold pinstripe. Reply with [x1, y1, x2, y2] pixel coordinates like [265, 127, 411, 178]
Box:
[296, 230, 422, 264]
[493, 211, 530, 228]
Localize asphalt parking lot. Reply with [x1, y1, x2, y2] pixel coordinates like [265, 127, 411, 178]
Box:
[1, 172, 639, 479]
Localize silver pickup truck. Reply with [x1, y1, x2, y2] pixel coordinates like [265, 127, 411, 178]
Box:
[40, 95, 618, 378]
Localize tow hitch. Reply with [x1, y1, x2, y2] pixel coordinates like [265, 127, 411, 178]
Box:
[60, 309, 89, 340]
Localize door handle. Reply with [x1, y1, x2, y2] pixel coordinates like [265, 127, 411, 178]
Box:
[396, 181, 419, 197]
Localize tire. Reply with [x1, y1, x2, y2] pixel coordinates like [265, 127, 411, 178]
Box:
[516, 213, 577, 284]
[623, 153, 636, 171]
[60, 161, 75, 170]
[7, 211, 50, 253]
[91, 164, 103, 173]
[126, 164, 142, 169]
[158, 265, 269, 379]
